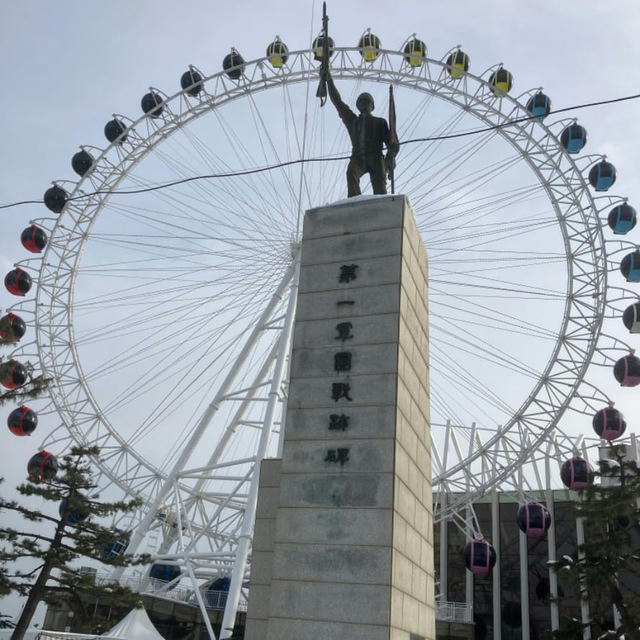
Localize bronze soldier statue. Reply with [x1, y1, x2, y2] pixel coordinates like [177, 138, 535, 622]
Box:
[327, 71, 399, 197]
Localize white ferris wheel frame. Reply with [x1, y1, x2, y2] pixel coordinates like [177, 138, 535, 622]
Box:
[6, 44, 631, 637]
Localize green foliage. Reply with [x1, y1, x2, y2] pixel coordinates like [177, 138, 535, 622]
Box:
[0, 447, 150, 636]
[550, 444, 640, 639]
[0, 613, 15, 629]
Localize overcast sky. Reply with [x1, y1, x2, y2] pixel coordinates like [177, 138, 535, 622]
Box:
[1, 0, 640, 623]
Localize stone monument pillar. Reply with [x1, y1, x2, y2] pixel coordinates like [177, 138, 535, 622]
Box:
[245, 195, 434, 640]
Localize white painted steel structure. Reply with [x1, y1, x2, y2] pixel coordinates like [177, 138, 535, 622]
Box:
[5, 44, 638, 638]
[437, 433, 640, 638]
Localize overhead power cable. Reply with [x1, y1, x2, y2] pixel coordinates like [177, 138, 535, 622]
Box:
[1, 91, 638, 211]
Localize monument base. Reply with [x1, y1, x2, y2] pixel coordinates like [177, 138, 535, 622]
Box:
[245, 195, 434, 640]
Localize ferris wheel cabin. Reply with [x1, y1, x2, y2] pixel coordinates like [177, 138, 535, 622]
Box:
[266, 37, 289, 68]
[20, 224, 47, 253]
[7, 405, 38, 437]
[613, 354, 640, 387]
[358, 30, 381, 61]
[104, 118, 128, 144]
[517, 502, 551, 538]
[71, 149, 95, 177]
[488, 67, 513, 95]
[141, 92, 164, 118]
[0, 312, 26, 342]
[622, 302, 640, 333]
[620, 249, 640, 282]
[59, 496, 89, 526]
[445, 49, 470, 78]
[101, 530, 129, 560]
[464, 539, 497, 576]
[403, 37, 426, 67]
[560, 124, 587, 154]
[27, 450, 58, 482]
[312, 34, 334, 61]
[43, 184, 68, 213]
[589, 160, 616, 191]
[592, 407, 627, 440]
[526, 91, 551, 119]
[608, 202, 637, 235]
[4, 268, 32, 296]
[180, 68, 204, 97]
[560, 456, 591, 491]
[223, 49, 245, 79]
[150, 563, 182, 589]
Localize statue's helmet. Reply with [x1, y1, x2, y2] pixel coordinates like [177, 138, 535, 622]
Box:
[356, 92, 375, 112]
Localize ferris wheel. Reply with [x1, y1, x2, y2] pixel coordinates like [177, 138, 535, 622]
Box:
[3, 28, 639, 633]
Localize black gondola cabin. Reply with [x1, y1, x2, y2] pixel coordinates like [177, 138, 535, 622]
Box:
[28, 450, 58, 482]
[21, 225, 47, 253]
[0, 313, 26, 342]
[8, 405, 38, 436]
[223, 49, 245, 80]
[613, 354, 640, 387]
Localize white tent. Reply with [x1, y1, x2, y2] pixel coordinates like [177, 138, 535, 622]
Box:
[15, 607, 165, 640]
[0, 629, 40, 640]
[102, 608, 165, 640]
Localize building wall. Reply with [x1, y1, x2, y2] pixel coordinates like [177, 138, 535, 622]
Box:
[435, 490, 589, 639]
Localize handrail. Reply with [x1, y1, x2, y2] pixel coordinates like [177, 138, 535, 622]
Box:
[435, 600, 473, 623]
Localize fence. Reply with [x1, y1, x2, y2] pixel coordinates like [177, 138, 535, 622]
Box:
[435, 600, 473, 623]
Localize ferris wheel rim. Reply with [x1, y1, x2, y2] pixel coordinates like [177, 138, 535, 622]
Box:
[24, 45, 609, 514]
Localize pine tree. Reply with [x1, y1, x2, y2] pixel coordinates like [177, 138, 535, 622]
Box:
[0, 614, 15, 630]
[550, 444, 640, 639]
[0, 446, 150, 638]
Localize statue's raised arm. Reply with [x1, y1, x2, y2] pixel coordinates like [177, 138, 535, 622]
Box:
[327, 72, 356, 126]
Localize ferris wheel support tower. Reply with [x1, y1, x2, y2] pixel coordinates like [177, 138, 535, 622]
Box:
[112, 257, 298, 577]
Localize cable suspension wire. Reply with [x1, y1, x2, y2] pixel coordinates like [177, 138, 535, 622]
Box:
[1, 91, 639, 210]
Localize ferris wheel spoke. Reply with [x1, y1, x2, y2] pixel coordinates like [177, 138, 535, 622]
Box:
[155, 115, 291, 230]
[420, 185, 546, 235]
[120, 304, 280, 452]
[414, 150, 525, 218]
[431, 327, 541, 385]
[26, 45, 613, 569]
[94, 288, 277, 423]
[403, 131, 502, 204]
[395, 102, 470, 184]
[155, 136, 283, 237]
[117, 146, 282, 234]
[209, 108, 295, 228]
[438, 306, 556, 337]
[76, 272, 281, 420]
[169, 132, 290, 231]
[244, 90, 302, 211]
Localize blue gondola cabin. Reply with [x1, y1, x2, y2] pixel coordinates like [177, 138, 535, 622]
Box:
[560, 124, 587, 154]
[608, 203, 637, 235]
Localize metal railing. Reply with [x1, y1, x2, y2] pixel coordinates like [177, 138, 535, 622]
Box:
[90, 572, 248, 612]
[435, 600, 473, 623]
[93, 569, 463, 619]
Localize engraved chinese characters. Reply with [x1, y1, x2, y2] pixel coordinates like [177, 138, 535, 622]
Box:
[325, 263, 359, 464]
